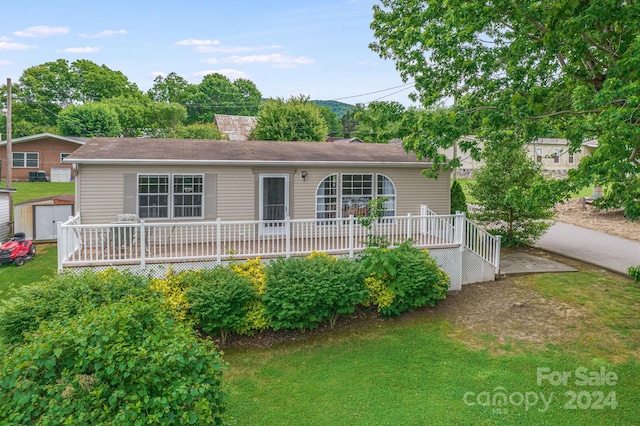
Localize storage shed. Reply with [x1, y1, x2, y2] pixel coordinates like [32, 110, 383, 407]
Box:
[0, 188, 17, 242]
[14, 194, 75, 240]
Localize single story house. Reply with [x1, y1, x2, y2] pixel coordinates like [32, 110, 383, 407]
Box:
[0, 188, 17, 241]
[66, 137, 451, 224]
[58, 138, 500, 289]
[441, 137, 596, 178]
[0, 133, 87, 182]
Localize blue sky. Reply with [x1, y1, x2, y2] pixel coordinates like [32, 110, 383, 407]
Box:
[0, 0, 417, 106]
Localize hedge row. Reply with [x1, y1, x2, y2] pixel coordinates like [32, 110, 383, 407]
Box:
[153, 243, 451, 338]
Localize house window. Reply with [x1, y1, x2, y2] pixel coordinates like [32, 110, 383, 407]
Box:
[60, 153, 71, 163]
[342, 174, 373, 217]
[316, 174, 337, 223]
[553, 148, 561, 163]
[138, 174, 204, 219]
[138, 174, 169, 219]
[12, 152, 39, 168]
[568, 153, 574, 164]
[316, 173, 396, 221]
[377, 175, 397, 218]
[535, 148, 543, 163]
[173, 174, 203, 218]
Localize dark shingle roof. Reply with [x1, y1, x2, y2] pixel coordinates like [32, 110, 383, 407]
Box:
[66, 138, 429, 167]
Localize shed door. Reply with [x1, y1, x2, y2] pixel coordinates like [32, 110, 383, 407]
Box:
[50, 168, 72, 182]
[35, 205, 73, 240]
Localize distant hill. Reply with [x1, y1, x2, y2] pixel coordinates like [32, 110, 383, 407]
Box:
[312, 100, 356, 118]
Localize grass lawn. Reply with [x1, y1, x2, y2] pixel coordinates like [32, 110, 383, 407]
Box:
[0, 244, 58, 300]
[223, 268, 640, 425]
[0, 181, 75, 205]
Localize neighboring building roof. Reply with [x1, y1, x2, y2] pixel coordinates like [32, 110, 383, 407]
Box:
[326, 137, 363, 143]
[15, 194, 75, 206]
[214, 114, 257, 141]
[0, 132, 88, 146]
[66, 138, 431, 167]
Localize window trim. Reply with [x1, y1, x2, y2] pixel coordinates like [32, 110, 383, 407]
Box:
[136, 173, 205, 220]
[12, 152, 39, 168]
[552, 148, 561, 163]
[60, 152, 72, 163]
[535, 148, 543, 163]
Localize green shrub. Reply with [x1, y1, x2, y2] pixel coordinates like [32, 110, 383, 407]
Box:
[0, 269, 154, 346]
[361, 242, 450, 317]
[263, 253, 366, 330]
[185, 267, 257, 342]
[450, 180, 469, 214]
[0, 299, 227, 425]
[628, 265, 640, 282]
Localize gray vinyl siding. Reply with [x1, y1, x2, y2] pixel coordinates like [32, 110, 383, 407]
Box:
[76, 164, 450, 224]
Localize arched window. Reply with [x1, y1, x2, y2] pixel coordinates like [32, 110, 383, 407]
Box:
[316, 174, 337, 223]
[316, 173, 397, 221]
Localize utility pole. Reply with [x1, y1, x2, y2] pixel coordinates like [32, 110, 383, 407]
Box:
[6, 78, 12, 189]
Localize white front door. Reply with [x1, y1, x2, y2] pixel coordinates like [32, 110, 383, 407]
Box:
[259, 174, 289, 233]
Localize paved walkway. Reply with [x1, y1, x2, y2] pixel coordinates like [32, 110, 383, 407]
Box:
[534, 222, 640, 275]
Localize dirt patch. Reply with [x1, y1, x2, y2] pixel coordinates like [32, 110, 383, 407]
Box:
[432, 277, 585, 350]
[554, 198, 640, 243]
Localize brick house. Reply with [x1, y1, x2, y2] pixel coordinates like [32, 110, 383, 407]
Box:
[0, 133, 87, 182]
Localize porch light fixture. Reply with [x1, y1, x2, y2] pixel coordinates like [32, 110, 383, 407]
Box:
[301, 171, 308, 181]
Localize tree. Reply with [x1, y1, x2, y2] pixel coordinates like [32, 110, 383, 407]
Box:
[370, 0, 640, 219]
[146, 72, 194, 104]
[175, 123, 224, 139]
[70, 59, 141, 102]
[187, 73, 262, 124]
[318, 106, 343, 138]
[57, 103, 122, 137]
[353, 101, 405, 143]
[100, 97, 187, 137]
[250, 95, 329, 141]
[340, 106, 363, 138]
[470, 136, 556, 246]
[450, 180, 468, 214]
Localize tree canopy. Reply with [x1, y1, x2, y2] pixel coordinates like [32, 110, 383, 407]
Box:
[250, 95, 329, 141]
[370, 0, 640, 218]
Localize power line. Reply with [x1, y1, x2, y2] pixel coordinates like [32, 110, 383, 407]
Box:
[329, 83, 415, 102]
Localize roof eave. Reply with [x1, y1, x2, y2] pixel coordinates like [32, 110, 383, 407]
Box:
[66, 158, 432, 168]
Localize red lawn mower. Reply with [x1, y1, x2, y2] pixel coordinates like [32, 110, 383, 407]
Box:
[0, 233, 36, 267]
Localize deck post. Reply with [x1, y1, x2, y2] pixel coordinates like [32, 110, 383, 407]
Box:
[348, 215, 354, 258]
[455, 211, 466, 251]
[57, 219, 65, 273]
[285, 216, 291, 258]
[407, 213, 412, 240]
[140, 220, 146, 269]
[216, 218, 222, 264]
[495, 235, 502, 275]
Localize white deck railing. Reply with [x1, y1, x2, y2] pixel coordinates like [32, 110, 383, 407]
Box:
[57, 208, 501, 275]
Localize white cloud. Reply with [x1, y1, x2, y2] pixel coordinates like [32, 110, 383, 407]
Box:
[194, 69, 248, 80]
[79, 29, 127, 38]
[175, 38, 220, 47]
[150, 71, 166, 79]
[0, 38, 35, 50]
[197, 44, 281, 54]
[225, 53, 315, 68]
[0, 60, 11, 66]
[58, 46, 100, 54]
[14, 25, 70, 37]
[203, 58, 219, 64]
